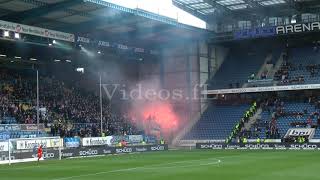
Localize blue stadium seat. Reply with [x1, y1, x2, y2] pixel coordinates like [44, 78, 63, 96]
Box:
[207, 45, 282, 89]
[288, 47, 320, 84]
[183, 104, 249, 140]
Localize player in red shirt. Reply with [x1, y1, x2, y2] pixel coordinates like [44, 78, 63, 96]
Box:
[37, 145, 43, 162]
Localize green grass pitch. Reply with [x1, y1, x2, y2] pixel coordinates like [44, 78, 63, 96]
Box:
[1, 150, 319, 180]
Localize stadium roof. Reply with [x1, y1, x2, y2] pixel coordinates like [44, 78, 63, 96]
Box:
[104, 0, 206, 29]
[173, 0, 320, 21]
[0, 0, 207, 47]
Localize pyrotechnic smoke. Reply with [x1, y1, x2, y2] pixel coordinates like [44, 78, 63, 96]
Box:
[127, 78, 180, 138]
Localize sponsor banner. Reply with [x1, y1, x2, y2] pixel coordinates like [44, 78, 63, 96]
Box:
[110, 136, 126, 145]
[196, 143, 320, 150]
[0, 149, 59, 162]
[82, 136, 113, 146]
[78, 148, 99, 156]
[205, 83, 320, 95]
[98, 40, 110, 47]
[115, 147, 133, 154]
[247, 79, 274, 86]
[16, 138, 62, 150]
[0, 132, 10, 140]
[234, 21, 320, 39]
[64, 138, 80, 148]
[128, 135, 143, 144]
[77, 36, 90, 43]
[60, 148, 76, 158]
[61, 144, 168, 158]
[309, 139, 320, 143]
[118, 44, 128, 50]
[247, 139, 281, 143]
[61, 147, 109, 158]
[0, 124, 45, 132]
[0, 151, 10, 162]
[285, 128, 315, 137]
[0, 124, 20, 131]
[30, 150, 59, 160]
[135, 146, 148, 152]
[276, 21, 320, 35]
[0, 141, 9, 152]
[0, 20, 74, 42]
[0, 144, 168, 162]
[144, 135, 157, 144]
[75, 35, 157, 55]
[134, 47, 144, 53]
[149, 145, 167, 151]
[101, 148, 113, 155]
[20, 124, 45, 131]
[234, 26, 276, 39]
[263, 139, 282, 143]
[86, 135, 148, 145]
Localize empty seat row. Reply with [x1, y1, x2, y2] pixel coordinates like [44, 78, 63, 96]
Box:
[183, 104, 249, 140]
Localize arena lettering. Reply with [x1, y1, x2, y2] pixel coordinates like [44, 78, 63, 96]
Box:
[276, 21, 320, 35]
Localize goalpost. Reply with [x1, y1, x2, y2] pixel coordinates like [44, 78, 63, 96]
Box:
[0, 137, 63, 165]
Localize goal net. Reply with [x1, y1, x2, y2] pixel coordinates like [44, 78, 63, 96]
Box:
[0, 137, 63, 165]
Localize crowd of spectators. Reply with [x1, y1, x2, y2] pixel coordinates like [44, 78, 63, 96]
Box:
[306, 64, 320, 77]
[249, 96, 320, 139]
[274, 62, 306, 85]
[0, 68, 140, 138]
[273, 51, 320, 85]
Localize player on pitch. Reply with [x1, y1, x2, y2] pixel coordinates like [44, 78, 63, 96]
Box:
[37, 145, 43, 162]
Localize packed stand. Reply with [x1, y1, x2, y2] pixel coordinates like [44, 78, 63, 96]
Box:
[0, 68, 140, 138]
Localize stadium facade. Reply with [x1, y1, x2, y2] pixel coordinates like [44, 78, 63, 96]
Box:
[1, 0, 320, 167]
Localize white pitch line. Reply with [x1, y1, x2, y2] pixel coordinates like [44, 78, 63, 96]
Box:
[0, 154, 242, 174]
[52, 158, 222, 180]
[140, 159, 221, 170]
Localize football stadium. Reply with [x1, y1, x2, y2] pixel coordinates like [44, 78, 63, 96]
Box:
[1, 0, 320, 179]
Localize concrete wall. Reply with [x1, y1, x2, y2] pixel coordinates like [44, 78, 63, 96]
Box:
[161, 41, 202, 140]
[209, 45, 229, 77]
